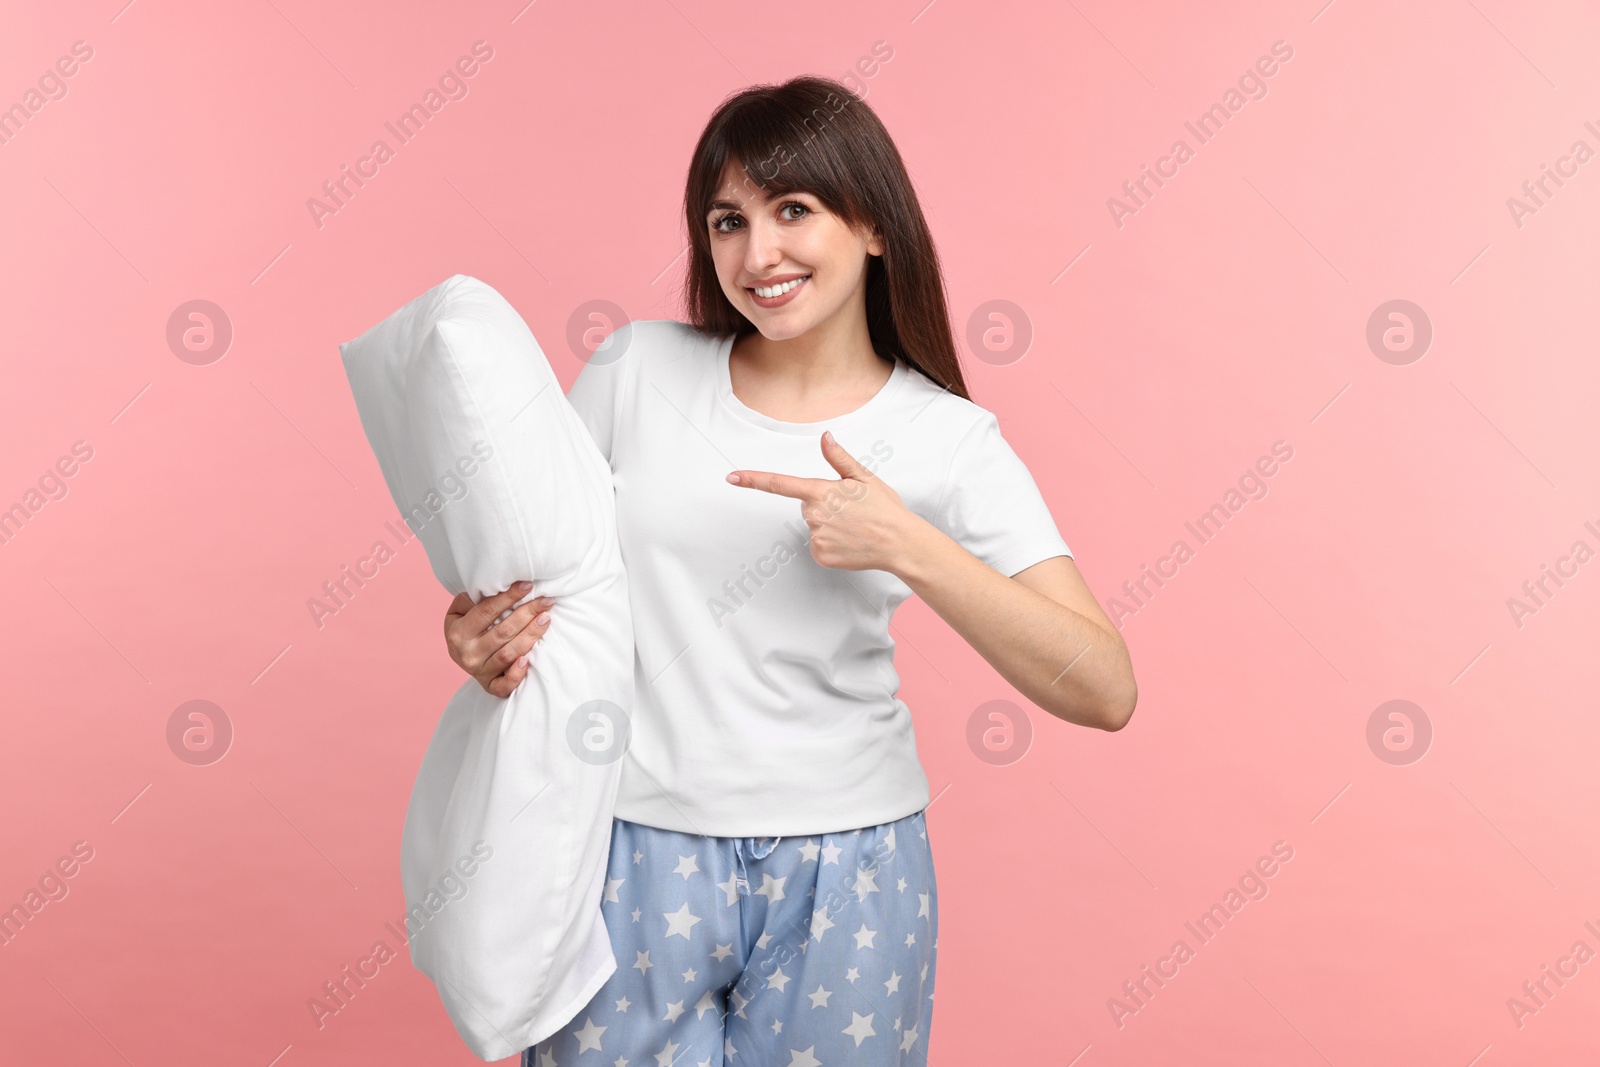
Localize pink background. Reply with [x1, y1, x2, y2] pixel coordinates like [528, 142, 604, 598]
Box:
[3, 0, 1598, 1063]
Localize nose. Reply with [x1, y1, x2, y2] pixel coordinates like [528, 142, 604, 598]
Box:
[741, 215, 784, 276]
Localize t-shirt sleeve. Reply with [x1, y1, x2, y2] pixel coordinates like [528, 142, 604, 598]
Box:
[932, 410, 1074, 577]
[563, 320, 633, 468]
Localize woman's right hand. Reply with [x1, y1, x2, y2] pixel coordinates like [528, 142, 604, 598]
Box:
[444, 580, 556, 697]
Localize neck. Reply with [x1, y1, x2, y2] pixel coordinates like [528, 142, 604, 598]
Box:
[733, 310, 888, 389]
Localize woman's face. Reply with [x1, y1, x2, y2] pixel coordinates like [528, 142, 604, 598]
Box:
[705, 158, 882, 341]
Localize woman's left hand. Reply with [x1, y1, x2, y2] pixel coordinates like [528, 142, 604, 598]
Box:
[726, 430, 922, 575]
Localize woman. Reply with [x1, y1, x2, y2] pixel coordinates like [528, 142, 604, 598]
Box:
[444, 75, 1136, 1066]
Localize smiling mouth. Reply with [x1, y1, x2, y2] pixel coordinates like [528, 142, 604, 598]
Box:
[748, 274, 810, 298]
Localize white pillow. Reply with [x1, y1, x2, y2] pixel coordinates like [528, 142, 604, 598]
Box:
[339, 274, 633, 1061]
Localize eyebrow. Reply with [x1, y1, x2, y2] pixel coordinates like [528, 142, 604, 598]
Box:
[706, 190, 813, 215]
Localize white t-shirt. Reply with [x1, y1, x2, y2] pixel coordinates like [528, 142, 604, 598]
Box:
[565, 319, 1074, 837]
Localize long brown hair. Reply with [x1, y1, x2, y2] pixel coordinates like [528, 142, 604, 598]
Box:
[680, 75, 970, 402]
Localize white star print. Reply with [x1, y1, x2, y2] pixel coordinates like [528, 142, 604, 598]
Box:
[673, 854, 701, 879]
[884, 971, 902, 995]
[920, 962, 929, 983]
[900, 1024, 920, 1052]
[809, 906, 835, 943]
[663, 902, 702, 940]
[820, 842, 843, 866]
[850, 865, 879, 902]
[795, 839, 820, 862]
[731, 988, 750, 1019]
[681, 966, 697, 983]
[716, 871, 742, 906]
[612, 1057, 627, 1067]
[905, 932, 916, 947]
[711, 943, 734, 962]
[806, 983, 832, 1008]
[884, 826, 896, 855]
[663, 1000, 685, 1023]
[615, 995, 631, 1013]
[633, 849, 643, 864]
[852, 923, 877, 950]
[604, 876, 625, 903]
[896, 877, 907, 892]
[766, 967, 791, 992]
[842, 1011, 876, 1046]
[536, 1049, 557, 1067]
[755, 931, 773, 951]
[693, 989, 718, 1019]
[724, 1036, 736, 1060]
[917, 892, 930, 919]
[575, 1016, 606, 1052]
[784, 1044, 819, 1067]
[653, 1039, 679, 1067]
[755, 872, 787, 903]
[770, 1019, 782, 1035]
[631, 907, 641, 923]
[844, 966, 860, 983]
[632, 950, 653, 975]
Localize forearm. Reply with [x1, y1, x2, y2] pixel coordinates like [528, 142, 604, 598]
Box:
[890, 515, 1133, 730]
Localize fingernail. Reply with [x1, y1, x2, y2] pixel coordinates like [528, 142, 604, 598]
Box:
[727, 473, 741, 484]
[534, 611, 551, 626]
[516, 654, 528, 668]
[515, 581, 532, 591]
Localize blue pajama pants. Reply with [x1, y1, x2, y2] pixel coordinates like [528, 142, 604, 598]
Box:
[525, 809, 939, 1067]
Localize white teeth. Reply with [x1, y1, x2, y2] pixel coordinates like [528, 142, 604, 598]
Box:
[754, 275, 808, 298]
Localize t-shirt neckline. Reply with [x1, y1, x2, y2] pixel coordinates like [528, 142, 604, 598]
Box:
[716, 331, 907, 435]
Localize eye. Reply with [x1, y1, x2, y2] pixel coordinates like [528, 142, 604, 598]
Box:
[709, 199, 814, 234]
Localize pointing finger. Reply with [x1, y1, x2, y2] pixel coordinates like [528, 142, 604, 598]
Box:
[726, 469, 823, 499]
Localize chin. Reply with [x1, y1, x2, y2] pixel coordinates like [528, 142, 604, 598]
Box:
[752, 318, 815, 341]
